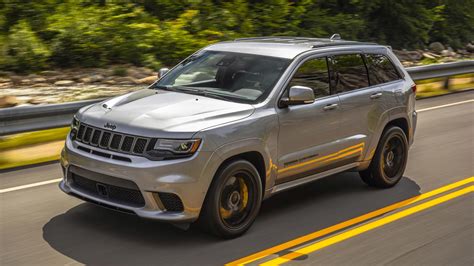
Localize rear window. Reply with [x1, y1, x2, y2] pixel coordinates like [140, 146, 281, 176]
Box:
[329, 54, 369, 93]
[365, 54, 401, 85]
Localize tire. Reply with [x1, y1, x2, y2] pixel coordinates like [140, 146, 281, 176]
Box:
[198, 160, 263, 238]
[360, 126, 408, 188]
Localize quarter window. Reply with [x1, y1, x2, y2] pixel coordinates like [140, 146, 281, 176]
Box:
[288, 57, 330, 98]
[329, 54, 369, 93]
[365, 54, 401, 85]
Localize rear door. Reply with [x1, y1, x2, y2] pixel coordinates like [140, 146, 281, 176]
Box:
[328, 53, 383, 163]
[276, 56, 345, 184]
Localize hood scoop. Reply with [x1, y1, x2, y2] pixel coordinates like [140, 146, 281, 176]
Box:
[102, 89, 157, 110]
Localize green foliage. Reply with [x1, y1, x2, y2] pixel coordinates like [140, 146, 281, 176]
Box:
[0, 0, 471, 72]
[1, 20, 51, 72]
[427, 0, 474, 49]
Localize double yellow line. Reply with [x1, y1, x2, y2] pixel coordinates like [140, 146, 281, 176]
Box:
[227, 176, 474, 266]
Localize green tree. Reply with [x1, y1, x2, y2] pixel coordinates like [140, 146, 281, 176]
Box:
[428, 0, 474, 49]
[357, 0, 439, 48]
[2, 20, 51, 71]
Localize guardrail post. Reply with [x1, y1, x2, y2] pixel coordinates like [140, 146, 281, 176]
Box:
[443, 76, 451, 90]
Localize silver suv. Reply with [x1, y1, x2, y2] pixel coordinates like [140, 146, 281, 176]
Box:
[59, 36, 417, 238]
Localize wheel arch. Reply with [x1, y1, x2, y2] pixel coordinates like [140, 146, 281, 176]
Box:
[360, 114, 410, 170]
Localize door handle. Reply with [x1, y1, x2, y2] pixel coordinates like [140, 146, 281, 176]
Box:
[323, 103, 338, 111]
[370, 92, 382, 99]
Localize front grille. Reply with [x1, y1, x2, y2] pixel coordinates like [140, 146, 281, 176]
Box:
[100, 132, 111, 147]
[110, 134, 122, 149]
[70, 169, 145, 208]
[121, 136, 134, 152]
[83, 127, 93, 142]
[133, 138, 147, 153]
[91, 130, 101, 145]
[75, 122, 152, 157]
[158, 192, 184, 212]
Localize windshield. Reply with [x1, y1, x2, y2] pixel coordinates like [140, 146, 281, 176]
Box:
[153, 51, 290, 103]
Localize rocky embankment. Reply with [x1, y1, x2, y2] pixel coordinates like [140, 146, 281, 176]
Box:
[1, 42, 473, 108]
[393, 42, 474, 66]
[0, 66, 156, 108]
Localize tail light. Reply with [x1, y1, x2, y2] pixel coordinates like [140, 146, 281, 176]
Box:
[411, 84, 417, 94]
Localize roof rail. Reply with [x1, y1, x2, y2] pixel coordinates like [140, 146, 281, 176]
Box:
[311, 41, 377, 48]
[235, 36, 326, 42]
[330, 34, 341, 41]
[234, 35, 378, 48]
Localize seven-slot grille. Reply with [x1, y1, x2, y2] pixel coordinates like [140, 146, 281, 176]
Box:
[75, 123, 152, 156]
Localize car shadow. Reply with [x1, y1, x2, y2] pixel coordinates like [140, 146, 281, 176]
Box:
[43, 172, 420, 265]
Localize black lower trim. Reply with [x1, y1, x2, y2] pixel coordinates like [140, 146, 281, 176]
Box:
[68, 191, 136, 215]
[68, 165, 145, 207]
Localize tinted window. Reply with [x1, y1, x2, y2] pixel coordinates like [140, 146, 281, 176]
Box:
[288, 57, 330, 98]
[329, 54, 369, 93]
[365, 54, 401, 85]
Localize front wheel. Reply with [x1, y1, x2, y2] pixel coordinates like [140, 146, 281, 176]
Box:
[199, 160, 262, 238]
[360, 126, 408, 188]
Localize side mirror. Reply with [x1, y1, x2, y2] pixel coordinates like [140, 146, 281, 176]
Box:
[280, 86, 315, 107]
[158, 68, 169, 79]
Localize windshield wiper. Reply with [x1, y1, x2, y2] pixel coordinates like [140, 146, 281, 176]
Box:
[174, 87, 231, 101]
[155, 85, 250, 102]
[154, 85, 175, 91]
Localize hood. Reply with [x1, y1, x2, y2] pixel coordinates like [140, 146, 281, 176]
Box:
[78, 89, 255, 138]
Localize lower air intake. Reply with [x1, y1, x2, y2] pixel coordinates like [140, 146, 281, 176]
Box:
[158, 192, 184, 212]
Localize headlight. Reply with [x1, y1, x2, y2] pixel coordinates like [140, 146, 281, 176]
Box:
[71, 116, 80, 130]
[70, 116, 80, 140]
[146, 139, 201, 160]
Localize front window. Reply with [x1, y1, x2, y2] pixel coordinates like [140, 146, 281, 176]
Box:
[153, 51, 290, 103]
[288, 57, 330, 99]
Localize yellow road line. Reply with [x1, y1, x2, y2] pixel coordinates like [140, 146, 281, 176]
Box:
[262, 185, 473, 265]
[226, 176, 474, 266]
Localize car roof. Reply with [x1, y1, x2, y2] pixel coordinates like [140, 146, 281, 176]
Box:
[204, 36, 380, 59]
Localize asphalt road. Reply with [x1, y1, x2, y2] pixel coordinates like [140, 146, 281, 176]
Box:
[1, 91, 473, 266]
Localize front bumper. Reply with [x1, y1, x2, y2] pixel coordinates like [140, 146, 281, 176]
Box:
[60, 136, 219, 223]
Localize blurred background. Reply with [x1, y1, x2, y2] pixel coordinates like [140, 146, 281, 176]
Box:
[0, 0, 473, 170]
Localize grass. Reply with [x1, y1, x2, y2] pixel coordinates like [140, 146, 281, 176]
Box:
[416, 74, 473, 99]
[0, 74, 472, 170]
[0, 127, 69, 150]
[0, 128, 68, 170]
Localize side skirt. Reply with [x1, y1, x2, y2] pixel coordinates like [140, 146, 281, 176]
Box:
[269, 162, 360, 195]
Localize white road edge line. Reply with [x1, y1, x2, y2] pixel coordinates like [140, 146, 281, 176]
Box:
[1, 98, 473, 194]
[0, 178, 62, 194]
[418, 99, 474, 112]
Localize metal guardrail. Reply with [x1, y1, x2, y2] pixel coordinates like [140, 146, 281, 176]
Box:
[407, 61, 474, 80]
[0, 99, 103, 136]
[1, 61, 473, 136]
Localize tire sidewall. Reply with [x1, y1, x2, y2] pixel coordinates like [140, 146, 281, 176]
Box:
[374, 126, 409, 186]
[203, 160, 263, 238]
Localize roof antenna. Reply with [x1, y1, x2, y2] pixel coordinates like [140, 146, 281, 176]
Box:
[330, 34, 341, 41]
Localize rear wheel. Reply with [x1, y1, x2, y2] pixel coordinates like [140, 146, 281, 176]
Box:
[360, 126, 408, 188]
[199, 160, 262, 238]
